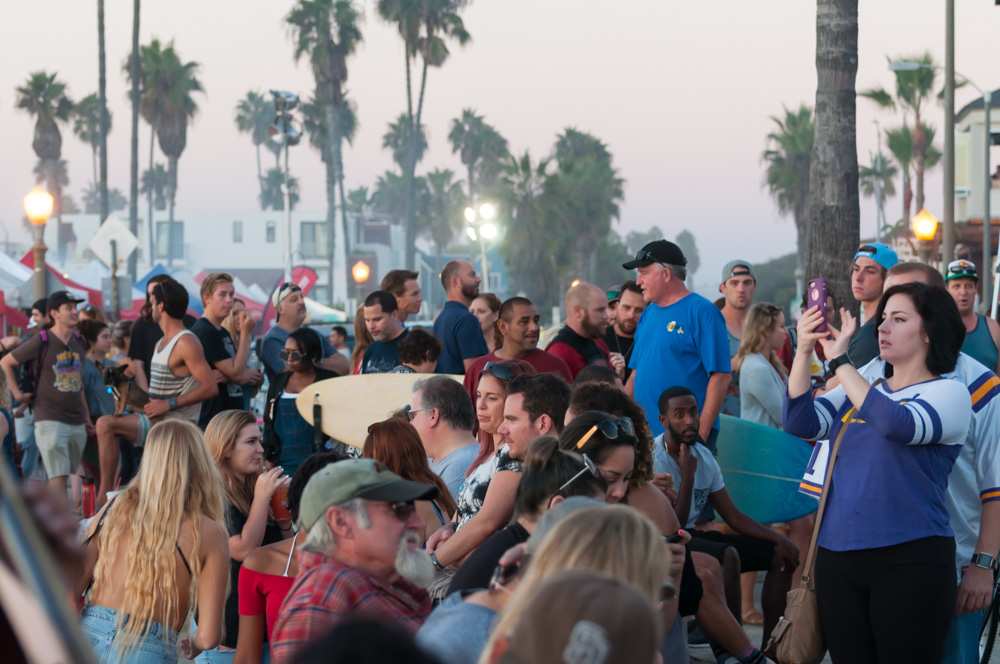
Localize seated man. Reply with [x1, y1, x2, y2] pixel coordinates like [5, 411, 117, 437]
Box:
[653, 385, 799, 646]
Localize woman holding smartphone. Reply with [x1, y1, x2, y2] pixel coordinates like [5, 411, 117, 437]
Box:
[784, 282, 971, 663]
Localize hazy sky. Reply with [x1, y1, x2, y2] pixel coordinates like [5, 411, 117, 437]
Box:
[2, 1, 998, 291]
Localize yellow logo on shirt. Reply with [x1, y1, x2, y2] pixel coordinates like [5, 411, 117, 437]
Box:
[666, 321, 685, 334]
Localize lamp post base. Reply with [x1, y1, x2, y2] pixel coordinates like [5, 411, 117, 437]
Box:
[32, 233, 47, 302]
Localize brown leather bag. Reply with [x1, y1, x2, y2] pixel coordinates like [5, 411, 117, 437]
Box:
[765, 417, 850, 664]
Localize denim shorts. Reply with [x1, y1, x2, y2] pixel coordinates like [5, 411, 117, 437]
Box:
[81, 604, 178, 664]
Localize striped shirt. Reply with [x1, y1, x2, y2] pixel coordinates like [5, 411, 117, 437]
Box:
[149, 330, 199, 423]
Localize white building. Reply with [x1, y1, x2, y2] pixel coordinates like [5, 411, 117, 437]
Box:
[955, 90, 1000, 224]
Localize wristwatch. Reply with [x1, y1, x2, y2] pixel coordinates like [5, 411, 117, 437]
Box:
[430, 552, 445, 571]
[971, 552, 998, 571]
[167, 397, 178, 411]
[826, 354, 853, 378]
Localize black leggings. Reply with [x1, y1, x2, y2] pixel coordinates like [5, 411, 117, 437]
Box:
[815, 536, 956, 664]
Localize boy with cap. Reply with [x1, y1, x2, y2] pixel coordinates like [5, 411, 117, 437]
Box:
[258, 282, 348, 382]
[271, 459, 438, 663]
[2, 291, 91, 500]
[623, 240, 731, 448]
[946, 259, 1000, 372]
[847, 242, 898, 367]
[718, 260, 756, 416]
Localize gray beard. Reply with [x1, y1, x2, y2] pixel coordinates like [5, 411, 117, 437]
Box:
[395, 531, 436, 588]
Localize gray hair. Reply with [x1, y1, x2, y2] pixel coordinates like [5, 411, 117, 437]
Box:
[661, 263, 687, 282]
[300, 498, 371, 554]
[413, 376, 475, 431]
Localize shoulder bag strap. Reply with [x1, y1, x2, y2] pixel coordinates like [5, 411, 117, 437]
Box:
[81, 495, 118, 601]
[800, 408, 853, 588]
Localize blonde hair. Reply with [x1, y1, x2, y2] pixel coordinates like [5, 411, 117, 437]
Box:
[480, 505, 669, 662]
[733, 302, 787, 378]
[203, 410, 259, 515]
[92, 420, 224, 655]
[200, 272, 234, 304]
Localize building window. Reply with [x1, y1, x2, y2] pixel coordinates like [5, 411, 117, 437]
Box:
[155, 221, 184, 261]
[266, 221, 276, 244]
[300, 221, 329, 258]
[233, 220, 243, 243]
[312, 285, 330, 304]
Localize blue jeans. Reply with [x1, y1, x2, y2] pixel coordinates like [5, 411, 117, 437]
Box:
[81, 604, 178, 664]
[195, 647, 236, 663]
[940, 606, 987, 664]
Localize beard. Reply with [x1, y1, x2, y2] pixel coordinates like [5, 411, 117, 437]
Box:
[395, 530, 436, 588]
[617, 317, 637, 335]
[461, 282, 480, 301]
[581, 316, 607, 340]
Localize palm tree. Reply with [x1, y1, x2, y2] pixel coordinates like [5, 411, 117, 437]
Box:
[234, 90, 278, 200]
[287, 0, 363, 304]
[421, 168, 466, 261]
[83, 184, 128, 214]
[806, 0, 860, 315]
[259, 168, 301, 211]
[861, 52, 938, 211]
[448, 108, 509, 200]
[372, 170, 414, 222]
[302, 94, 358, 255]
[761, 104, 814, 266]
[377, 0, 472, 269]
[859, 151, 898, 240]
[346, 186, 370, 218]
[885, 126, 914, 223]
[382, 113, 427, 171]
[140, 163, 169, 212]
[127, 0, 140, 275]
[72, 94, 112, 183]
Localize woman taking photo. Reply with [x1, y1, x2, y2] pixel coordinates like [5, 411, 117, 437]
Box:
[203, 410, 289, 663]
[469, 293, 502, 355]
[363, 417, 458, 542]
[262, 328, 338, 478]
[784, 282, 971, 663]
[79, 420, 229, 663]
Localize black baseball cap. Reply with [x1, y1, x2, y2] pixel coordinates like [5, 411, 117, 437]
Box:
[47, 290, 84, 311]
[622, 240, 687, 270]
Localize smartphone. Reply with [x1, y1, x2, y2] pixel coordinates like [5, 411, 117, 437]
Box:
[806, 278, 829, 334]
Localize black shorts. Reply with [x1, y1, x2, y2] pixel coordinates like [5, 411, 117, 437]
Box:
[678, 544, 703, 617]
[688, 529, 775, 572]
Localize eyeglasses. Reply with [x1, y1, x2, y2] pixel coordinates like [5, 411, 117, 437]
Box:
[482, 361, 518, 382]
[276, 282, 302, 302]
[574, 416, 636, 449]
[401, 404, 431, 421]
[557, 452, 602, 493]
[279, 349, 304, 362]
[387, 501, 417, 522]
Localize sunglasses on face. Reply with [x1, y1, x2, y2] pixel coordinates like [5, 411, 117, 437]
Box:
[401, 404, 431, 422]
[574, 416, 636, 449]
[557, 452, 603, 493]
[279, 349, 303, 362]
[387, 501, 417, 522]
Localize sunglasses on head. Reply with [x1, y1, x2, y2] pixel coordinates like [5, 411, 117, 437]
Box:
[277, 283, 302, 299]
[483, 361, 517, 382]
[557, 452, 602, 493]
[279, 349, 304, 362]
[574, 416, 636, 450]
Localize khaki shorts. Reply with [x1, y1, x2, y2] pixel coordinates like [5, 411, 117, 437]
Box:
[34, 421, 87, 479]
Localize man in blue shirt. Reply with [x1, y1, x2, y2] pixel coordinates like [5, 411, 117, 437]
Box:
[258, 282, 349, 382]
[624, 240, 731, 445]
[433, 260, 488, 374]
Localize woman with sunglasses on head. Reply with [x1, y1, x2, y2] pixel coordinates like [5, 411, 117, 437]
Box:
[785, 282, 972, 663]
[262, 327, 339, 479]
[233, 450, 349, 664]
[363, 418, 458, 543]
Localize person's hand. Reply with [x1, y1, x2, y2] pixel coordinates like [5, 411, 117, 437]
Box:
[608, 353, 626, 378]
[652, 472, 673, 495]
[795, 306, 827, 355]
[679, 444, 697, 479]
[956, 565, 994, 614]
[123, 359, 142, 378]
[143, 399, 170, 418]
[244, 369, 263, 386]
[179, 637, 201, 660]
[818, 307, 857, 361]
[84, 421, 96, 437]
[213, 370, 226, 384]
[425, 522, 456, 553]
[773, 535, 800, 573]
[239, 311, 255, 337]
[254, 467, 288, 500]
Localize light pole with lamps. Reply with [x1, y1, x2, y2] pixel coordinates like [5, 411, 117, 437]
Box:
[24, 187, 54, 301]
[464, 202, 498, 290]
[269, 90, 303, 283]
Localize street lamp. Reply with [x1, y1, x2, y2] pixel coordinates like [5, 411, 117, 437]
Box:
[912, 208, 940, 263]
[465, 202, 499, 290]
[24, 187, 54, 300]
[351, 259, 370, 285]
[269, 90, 303, 282]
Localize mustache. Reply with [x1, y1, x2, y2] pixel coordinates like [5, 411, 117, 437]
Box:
[395, 530, 436, 588]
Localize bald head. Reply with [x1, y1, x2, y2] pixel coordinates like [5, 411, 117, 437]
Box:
[565, 282, 609, 340]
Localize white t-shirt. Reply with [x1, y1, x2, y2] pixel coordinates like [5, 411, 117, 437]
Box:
[652, 435, 725, 529]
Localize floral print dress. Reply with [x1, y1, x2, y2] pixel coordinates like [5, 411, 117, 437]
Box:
[454, 444, 522, 529]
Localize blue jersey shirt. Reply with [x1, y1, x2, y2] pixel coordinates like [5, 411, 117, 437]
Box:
[629, 292, 731, 437]
[433, 301, 488, 374]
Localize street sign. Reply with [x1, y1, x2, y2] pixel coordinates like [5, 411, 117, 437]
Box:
[88, 216, 138, 270]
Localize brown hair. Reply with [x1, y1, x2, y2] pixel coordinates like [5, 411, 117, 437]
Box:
[473, 293, 503, 349]
[200, 272, 234, 304]
[351, 304, 374, 371]
[203, 409, 259, 515]
[469, 360, 537, 476]
[362, 418, 457, 516]
[887, 261, 946, 289]
[568, 382, 654, 486]
[380, 269, 419, 296]
[733, 302, 788, 378]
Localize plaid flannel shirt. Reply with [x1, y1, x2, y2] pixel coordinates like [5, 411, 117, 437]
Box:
[270, 551, 431, 663]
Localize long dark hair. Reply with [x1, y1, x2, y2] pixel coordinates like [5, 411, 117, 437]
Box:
[875, 283, 964, 375]
[569, 383, 653, 486]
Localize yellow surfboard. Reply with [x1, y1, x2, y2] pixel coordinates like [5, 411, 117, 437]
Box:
[295, 373, 463, 448]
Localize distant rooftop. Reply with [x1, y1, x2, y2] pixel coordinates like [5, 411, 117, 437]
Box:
[956, 89, 1000, 124]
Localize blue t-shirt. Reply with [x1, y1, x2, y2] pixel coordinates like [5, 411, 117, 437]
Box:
[433, 301, 488, 374]
[361, 330, 408, 374]
[430, 442, 478, 502]
[629, 293, 731, 436]
[259, 324, 335, 383]
[416, 591, 496, 664]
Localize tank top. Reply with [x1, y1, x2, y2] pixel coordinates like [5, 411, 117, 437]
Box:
[149, 330, 200, 423]
[962, 314, 999, 372]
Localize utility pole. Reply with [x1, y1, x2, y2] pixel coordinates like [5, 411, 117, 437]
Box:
[942, 0, 956, 266]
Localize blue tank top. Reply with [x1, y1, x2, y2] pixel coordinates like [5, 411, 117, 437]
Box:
[961, 315, 999, 372]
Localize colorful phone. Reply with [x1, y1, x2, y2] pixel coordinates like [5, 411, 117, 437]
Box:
[806, 278, 829, 333]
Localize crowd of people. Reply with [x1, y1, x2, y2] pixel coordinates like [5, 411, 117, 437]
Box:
[0, 239, 997, 664]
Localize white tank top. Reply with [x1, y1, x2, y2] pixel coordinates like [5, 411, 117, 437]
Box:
[149, 329, 200, 423]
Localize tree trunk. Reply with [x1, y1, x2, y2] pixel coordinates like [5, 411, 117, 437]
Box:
[404, 60, 430, 271]
[147, 124, 156, 265]
[324, 100, 339, 306]
[91, 147, 98, 186]
[467, 164, 475, 202]
[127, 0, 140, 278]
[913, 116, 926, 212]
[166, 156, 177, 268]
[805, 0, 860, 319]
[255, 143, 264, 203]
[97, 0, 109, 225]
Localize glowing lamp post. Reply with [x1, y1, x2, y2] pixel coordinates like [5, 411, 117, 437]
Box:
[24, 187, 54, 299]
[911, 208, 940, 263]
[464, 202, 498, 289]
[351, 260, 371, 285]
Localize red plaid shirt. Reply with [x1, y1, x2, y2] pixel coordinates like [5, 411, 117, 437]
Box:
[270, 551, 431, 663]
